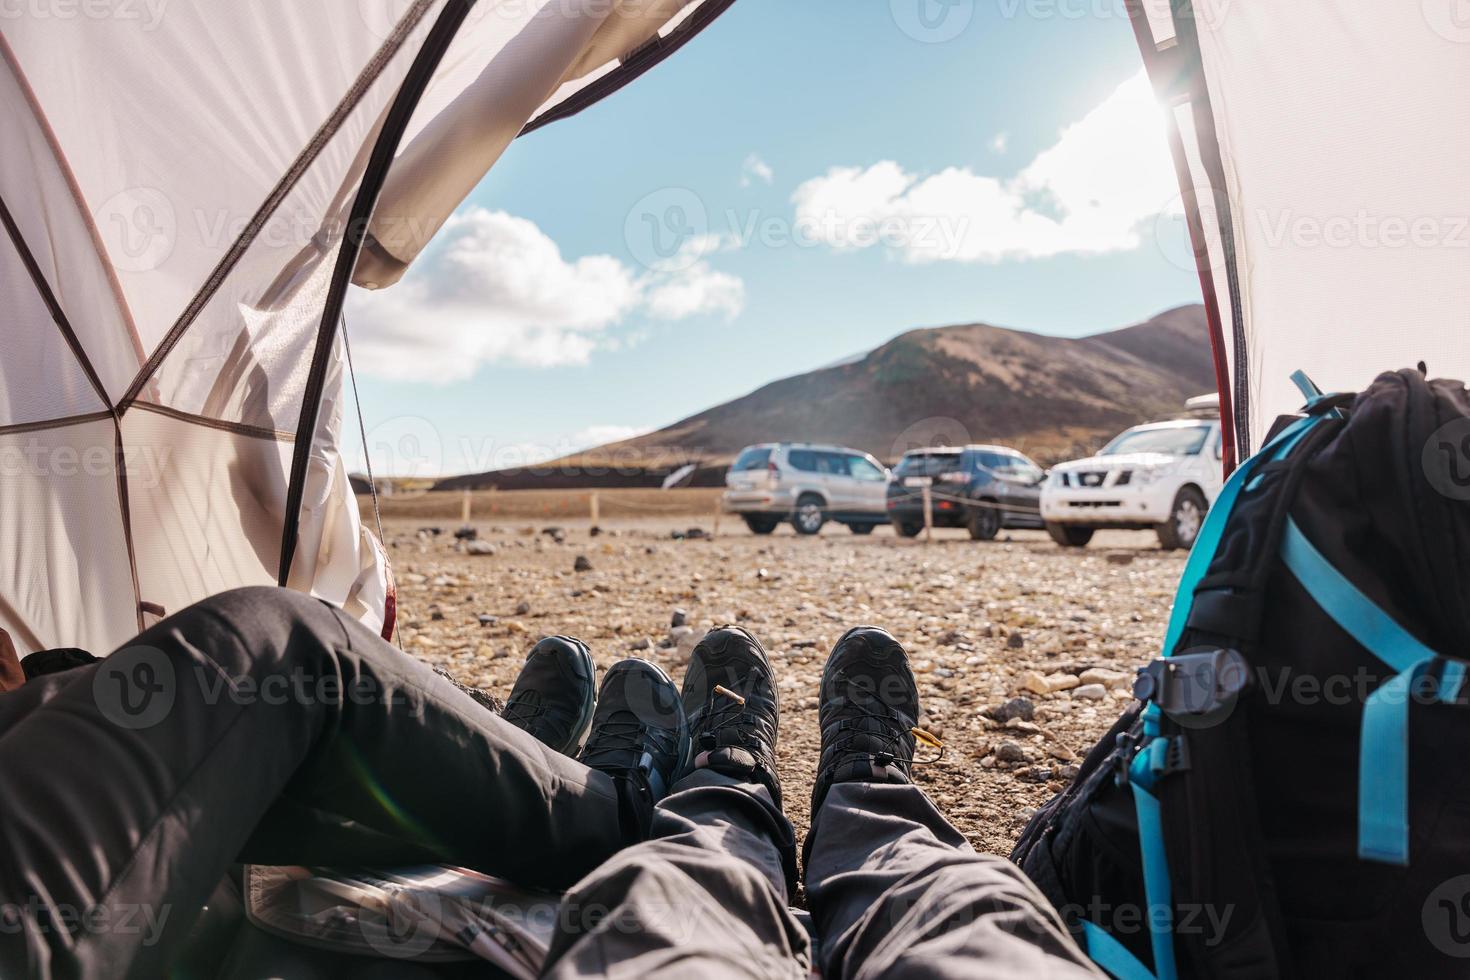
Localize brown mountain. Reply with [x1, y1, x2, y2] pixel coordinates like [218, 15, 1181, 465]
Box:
[434, 304, 1213, 490]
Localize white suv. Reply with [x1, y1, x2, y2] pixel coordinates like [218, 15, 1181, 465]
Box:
[723, 443, 891, 535]
[1040, 418, 1224, 550]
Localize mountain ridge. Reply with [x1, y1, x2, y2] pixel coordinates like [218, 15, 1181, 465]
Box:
[433, 304, 1213, 490]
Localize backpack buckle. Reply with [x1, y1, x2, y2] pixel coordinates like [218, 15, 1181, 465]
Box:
[1133, 648, 1251, 724]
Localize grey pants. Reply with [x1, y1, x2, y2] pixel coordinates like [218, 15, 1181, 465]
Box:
[545, 773, 1102, 979]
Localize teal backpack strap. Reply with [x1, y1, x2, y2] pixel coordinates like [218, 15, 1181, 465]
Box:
[1084, 920, 1158, 980]
[1280, 516, 1466, 864]
[1082, 385, 1338, 980]
[1161, 412, 1323, 656]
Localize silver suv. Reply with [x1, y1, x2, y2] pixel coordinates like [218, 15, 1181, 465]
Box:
[723, 443, 891, 535]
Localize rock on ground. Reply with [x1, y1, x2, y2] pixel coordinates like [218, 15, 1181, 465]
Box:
[385, 517, 1181, 857]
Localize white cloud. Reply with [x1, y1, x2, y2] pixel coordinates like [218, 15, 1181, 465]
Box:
[347, 208, 743, 382]
[740, 153, 775, 187]
[790, 71, 1177, 264]
[645, 262, 745, 320]
[989, 132, 1009, 154]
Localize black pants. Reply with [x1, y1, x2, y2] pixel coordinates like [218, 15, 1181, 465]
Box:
[0, 587, 630, 980]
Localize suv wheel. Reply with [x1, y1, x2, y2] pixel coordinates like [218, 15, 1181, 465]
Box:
[1156, 487, 1207, 551]
[967, 502, 1001, 541]
[847, 522, 877, 535]
[1046, 522, 1094, 548]
[743, 515, 779, 535]
[894, 521, 923, 538]
[792, 495, 826, 535]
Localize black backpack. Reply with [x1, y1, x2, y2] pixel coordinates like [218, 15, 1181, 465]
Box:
[1012, 368, 1470, 979]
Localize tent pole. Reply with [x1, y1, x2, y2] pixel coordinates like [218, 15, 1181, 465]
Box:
[279, 0, 479, 587]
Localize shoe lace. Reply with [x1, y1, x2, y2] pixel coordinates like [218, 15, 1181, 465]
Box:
[582, 714, 676, 773]
[698, 684, 776, 760]
[501, 693, 546, 730]
[827, 670, 944, 773]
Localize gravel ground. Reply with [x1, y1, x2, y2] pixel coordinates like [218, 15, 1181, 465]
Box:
[387, 516, 1185, 858]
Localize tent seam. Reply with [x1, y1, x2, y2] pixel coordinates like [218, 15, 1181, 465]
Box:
[0, 192, 112, 413]
[115, 0, 438, 412]
[131, 401, 296, 443]
[0, 33, 147, 371]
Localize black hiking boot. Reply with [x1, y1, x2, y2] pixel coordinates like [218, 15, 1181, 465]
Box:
[500, 636, 598, 756]
[806, 627, 941, 870]
[578, 659, 690, 836]
[679, 626, 782, 806]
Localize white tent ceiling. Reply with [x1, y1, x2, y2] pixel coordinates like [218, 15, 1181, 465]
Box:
[0, 0, 732, 654]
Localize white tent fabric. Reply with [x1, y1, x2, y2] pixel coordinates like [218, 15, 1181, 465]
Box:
[1132, 1, 1470, 464]
[354, 0, 723, 288]
[1, 0, 730, 655]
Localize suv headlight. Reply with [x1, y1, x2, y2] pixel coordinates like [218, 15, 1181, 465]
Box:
[1131, 464, 1174, 486]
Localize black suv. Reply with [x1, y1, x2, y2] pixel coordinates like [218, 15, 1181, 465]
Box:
[885, 445, 1047, 539]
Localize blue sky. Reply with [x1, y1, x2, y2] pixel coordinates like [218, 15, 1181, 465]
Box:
[345, 0, 1204, 477]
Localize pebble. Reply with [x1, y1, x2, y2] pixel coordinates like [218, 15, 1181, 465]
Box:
[383, 513, 1187, 859]
[1021, 671, 1079, 695]
[1079, 667, 1131, 690]
[1106, 552, 1135, 566]
[573, 555, 593, 572]
[994, 740, 1029, 763]
[1073, 683, 1107, 701]
[986, 697, 1036, 723]
[1007, 631, 1025, 650]
[465, 540, 497, 556]
[671, 608, 688, 628]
